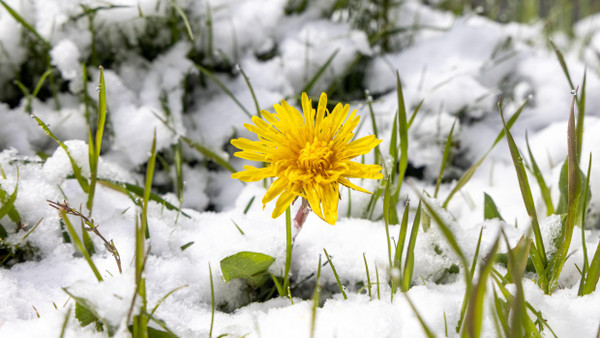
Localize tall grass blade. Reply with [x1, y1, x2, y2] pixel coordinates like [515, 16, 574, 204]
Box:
[0, 0, 49, 47]
[393, 72, 409, 210]
[209, 263, 215, 338]
[238, 66, 261, 116]
[86, 66, 108, 214]
[499, 102, 547, 269]
[549, 40, 575, 90]
[394, 199, 410, 271]
[60, 211, 103, 282]
[548, 92, 580, 292]
[32, 115, 89, 193]
[463, 235, 500, 338]
[170, 0, 194, 40]
[323, 248, 347, 299]
[579, 153, 593, 295]
[576, 70, 586, 162]
[195, 64, 252, 118]
[383, 175, 394, 269]
[402, 200, 421, 292]
[302, 49, 339, 93]
[443, 98, 529, 208]
[435, 119, 456, 197]
[310, 255, 322, 338]
[363, 253, 372, 299]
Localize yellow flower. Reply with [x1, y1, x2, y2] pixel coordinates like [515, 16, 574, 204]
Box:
[231, 92, 383, 224]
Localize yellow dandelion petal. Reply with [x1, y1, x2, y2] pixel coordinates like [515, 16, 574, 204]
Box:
[231, 92, 383, 225]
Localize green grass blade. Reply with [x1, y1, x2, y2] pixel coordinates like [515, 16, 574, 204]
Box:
[86, 66, 108, 214]
[32, 114, 89, 193]
[0, 0, 49, 47]
[443, 98, 529, 208]
[169, 0, 194, 40]
[150, 285, 188, 317]
[549, 40, 575, 91]
[582, 239, 600, 295]
[195, 64, 252, 118]
[435, 119, 456, 197]
[0, 176, 18, 221]
[548, 93, 580, 292]
[284, 207, 293, 292]
[209, 263, 215, 338]
[310, 255, 322, 338]
[525, 132, 554, 215]
[402, 200, 421, 292]
[407, 99, 424, 129]
[323, 248, 347, 299]
[499, 102, 547, 268]
[457, 227, 485, 333]
[238, 65, 261, 117]
[402, 292, 435, 338]
[363, 253, 372, 300]
[463, 235, 500, 338]
[61, 210, 103, 282]
[394, 199, 410, 270]
[383, 176, 394, 270]
[302, 49, 339, 93]
[32, 69, 53, 98]
[579, 153, 592, 295]
[393, 72, 409, 207]
[483, 193, 504, 221]
[576, 70, 586, 162]
[182, 136, 236, 173]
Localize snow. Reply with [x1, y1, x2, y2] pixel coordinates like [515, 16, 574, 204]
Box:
[0, 0, 600, 337]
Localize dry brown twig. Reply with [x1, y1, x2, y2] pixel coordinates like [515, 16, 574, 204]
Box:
[48, 199, 122, 274]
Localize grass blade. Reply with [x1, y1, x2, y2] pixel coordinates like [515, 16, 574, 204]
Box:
[393, 72, 409, 210]
[483, 193, 504, 221]
[548, 91, 580, 292]
[499, 101, 547, 270]
[310, 255, 322, 338]
[60, 211, 103, 282]
[195, 64, 252, 118]
[86, 66, 108, 214]
[402, 292, 435, 338]
[463, 234, 500, 338]
[579, 153, 593, 295]
[323, 248, 347, 299]
[402, 200, 421, 292]
[238, 65, 261, 117]
[443, 98, 528, 208]
[434, 119, 456, 197]
[182, 136, 236, 173]
[302, 49, 339, 93]
[209, 263, 215, 338]
[394, 199, 410, 271]
[363, 253, 372, 299]
[0, 0, 49, 47]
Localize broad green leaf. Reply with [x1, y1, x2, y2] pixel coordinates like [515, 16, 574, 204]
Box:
[220, 251, 275, 288]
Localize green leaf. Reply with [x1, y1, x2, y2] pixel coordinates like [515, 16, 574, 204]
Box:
[483, 193, 504, 221]
[147, 326, 177, 338]
[75, 302, 98, 328]
[220, 251, 275, 288]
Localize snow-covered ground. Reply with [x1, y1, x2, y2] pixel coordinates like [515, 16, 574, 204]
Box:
[0, 0, 600, 337]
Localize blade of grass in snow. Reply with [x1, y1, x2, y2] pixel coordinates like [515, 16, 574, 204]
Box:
[402, 200, 421, 292]
[60, 210, 103, 282]
[86, 66, 108, 214]
[283, 207, 293, 293]
[150, 285, 188, 317]
[310, 255, 322, 338]
[169, 0, 194, 40]
[463, 234, 499, 338]
[97, 179, 190, 217]
[323, 248, 347, 299]
[576, 70, 586, 162]
[195, 64, 252, 118]
[549, 40, 575, 91]
[32, 114, 89, 193]
[237, 65, 261, 117]
[547, 91, 580, 293]
[443, 98, 528, 208]
[457, 227, 485, 332]
[499, 101, 548, 272]
[302, 49, 339, 93]
[407, 99, 424, 129]
[59, 306, 71, 338]
[182, 136, 236, 173]
[434, 119, 457, 197]
[402, 291, 435, 338]
[243, 196, 255, 214]
[394, 199, 410, 272]
[363, 253, 372, 300]
[383, 176, 394, 270]
[375, 264, 381, 300]
[578, 153, 600, 296]
[209, 263, 215, 338]
[525, 132, 554, 215]
[393, 72, 409, 219]
[483, 193, 504, 221]
[0, 171, 19, 222]
[0, 0, 49, 47]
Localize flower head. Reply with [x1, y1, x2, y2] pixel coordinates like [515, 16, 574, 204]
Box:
[231, 92, 383, 224]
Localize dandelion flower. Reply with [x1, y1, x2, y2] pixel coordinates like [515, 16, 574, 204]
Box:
[231, 92, 383, 225]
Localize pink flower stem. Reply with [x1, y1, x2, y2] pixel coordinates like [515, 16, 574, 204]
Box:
[292, 198, 310, 241]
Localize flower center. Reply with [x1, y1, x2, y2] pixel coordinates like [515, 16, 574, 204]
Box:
[297, 140, 333, 174]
